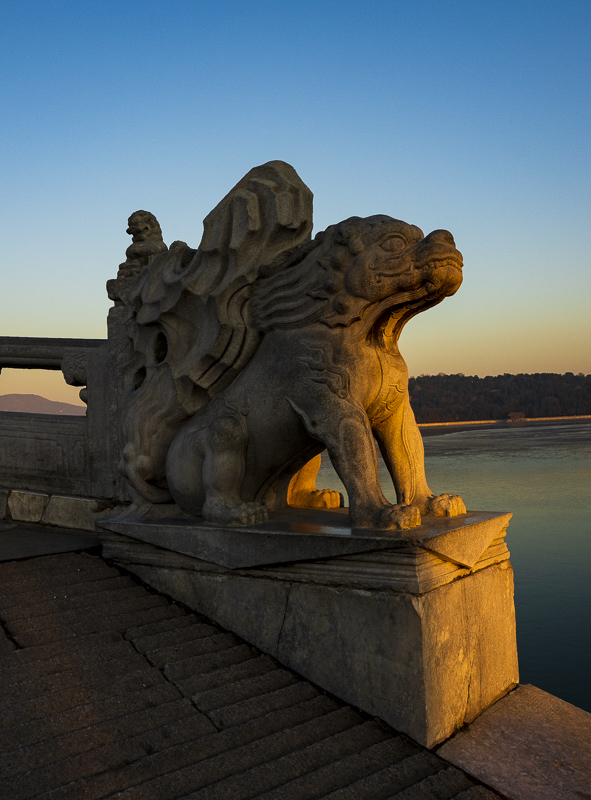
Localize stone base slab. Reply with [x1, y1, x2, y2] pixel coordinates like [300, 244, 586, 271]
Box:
[437, 684, 591, 799]
[98, 509, 518, 748]
[100, 506, 512, 573]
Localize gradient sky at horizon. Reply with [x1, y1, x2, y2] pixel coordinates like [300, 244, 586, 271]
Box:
[1, 0, 590, 404]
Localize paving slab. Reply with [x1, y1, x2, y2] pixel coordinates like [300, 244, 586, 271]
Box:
[123, 613, 202, 640]
[0, 575, 136, 611]
[0, 545, 505, 800]
[437, 684, 591, 800]
[0, 655, 151, 708]
[13, 603, 184, 647]
[0, 640, 137, 686]
[191, 667, 297, 711]
[254, 736, 421, 800]
[0, 713, 216, 800]
[0, 629, 123, 669]
[0, 666, 165, 727]
[208, 681, 321, 730]
[8, 594, 170, 635]
[0, 549, 117, 580]
[176, 654, 277, 696]
[184, 722, 391, 800]
[0, 584, 149, 621]
[162, 643, 256, 681]
[0, 631, 16, 653]
[38, 702, 356, 800]
[127, 620, 220, 652]
[0, 524, 100, 561]
[0, 698, 198, 780]
[0, 682, 182, 752]
[98, 707, 366, 800]
[321, 751, 446, 799]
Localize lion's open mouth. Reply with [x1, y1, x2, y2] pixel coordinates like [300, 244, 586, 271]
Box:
[413, 254, 463, 296]
[422, 258, 463, 296]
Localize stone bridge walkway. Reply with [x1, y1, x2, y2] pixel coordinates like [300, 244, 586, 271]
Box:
[0, 527, 501, 799]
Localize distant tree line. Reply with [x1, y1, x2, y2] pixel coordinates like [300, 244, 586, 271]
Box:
[408, 373, 591, 423]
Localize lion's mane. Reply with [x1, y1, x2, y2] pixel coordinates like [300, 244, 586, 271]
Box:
[250, 215, 423, 332]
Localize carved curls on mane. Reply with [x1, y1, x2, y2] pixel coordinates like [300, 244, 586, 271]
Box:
[251, 217, 372, 332]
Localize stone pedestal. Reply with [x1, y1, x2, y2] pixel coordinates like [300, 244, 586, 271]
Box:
[99, 508, 518, 748]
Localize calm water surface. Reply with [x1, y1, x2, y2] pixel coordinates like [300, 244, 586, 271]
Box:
[317, 420, 591, 712]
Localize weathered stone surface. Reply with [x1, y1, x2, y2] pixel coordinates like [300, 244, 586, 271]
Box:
[176, 655, 277, 697]
[0, 629, 122, 668]
[0, 697, 197, 781]
[7, 490, 49, 522]
[99, 508, 510, 575]
[163, 644, 257, 682]
[0, 524, 100, 562]
[0, 665, 165, 728]
[191, 668, 297, 711]
[126, 563, 290, 657]
[1, 584, 147, 622]
[109, 161, 465, 533]
[0, 682, 182, 752]
[41, 495, 102, 530]
[127, 620, 219, 654]
[0, 488, 8, 518]
[418, 512, 512, 568]
[0, 640, 136, 687]
[122, 556, 518, 748]
[0, 574, 135, 612]
[14, 603, 184, 647]
[255, 736, 423, 800]
[0, 712, 215, 800]
[8, 595, 167, 638]
[0, 655, 156, 710]
[0, 337, 124, 501]
[277, 561, 518, 748]
[0, 549, 504, 798]
[0, 556, 121, 599]
[437, 684, 591, 800]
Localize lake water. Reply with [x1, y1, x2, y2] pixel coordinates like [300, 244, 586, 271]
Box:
[317, 419, 591, 713]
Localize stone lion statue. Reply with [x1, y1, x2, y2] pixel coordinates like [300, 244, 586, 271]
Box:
[110, 161, 465, 530]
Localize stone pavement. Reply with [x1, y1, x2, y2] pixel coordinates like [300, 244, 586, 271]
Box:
[0, 530, 502, 799]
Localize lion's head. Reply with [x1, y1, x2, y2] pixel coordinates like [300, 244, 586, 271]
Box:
[115, 210, 169, 283]
[251, 215, 463, 333]
[126, 210, 164, 243]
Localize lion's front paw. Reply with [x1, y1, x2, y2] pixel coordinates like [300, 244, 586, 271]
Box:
[425, 494, 466, 517]
[352, 503, 421, 530]
[380, 504, 421, 530]
[203, 499, 269, 526]
[304, 489, 343, 509]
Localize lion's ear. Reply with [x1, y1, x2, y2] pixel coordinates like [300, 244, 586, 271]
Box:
[346, 236, 364, 255]
[334, 218, 365, 256]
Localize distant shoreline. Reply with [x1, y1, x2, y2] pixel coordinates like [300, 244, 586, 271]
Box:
[418, 415, 591, 437]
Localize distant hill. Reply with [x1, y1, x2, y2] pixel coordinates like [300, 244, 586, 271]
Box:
[409, 372, 591, 423]
[0, 394, 86, 416]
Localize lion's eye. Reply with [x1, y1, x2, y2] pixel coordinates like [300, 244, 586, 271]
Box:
[380, 237, 406, 252]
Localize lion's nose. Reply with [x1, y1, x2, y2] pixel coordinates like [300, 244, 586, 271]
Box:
[426, 229, 455, 247]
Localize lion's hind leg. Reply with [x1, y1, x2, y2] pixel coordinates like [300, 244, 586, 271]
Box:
[167, 409, 268, 525]
[201, 413, 269, 526]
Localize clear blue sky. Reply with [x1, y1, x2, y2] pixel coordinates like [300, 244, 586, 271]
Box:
[2, 0, 590, 400]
